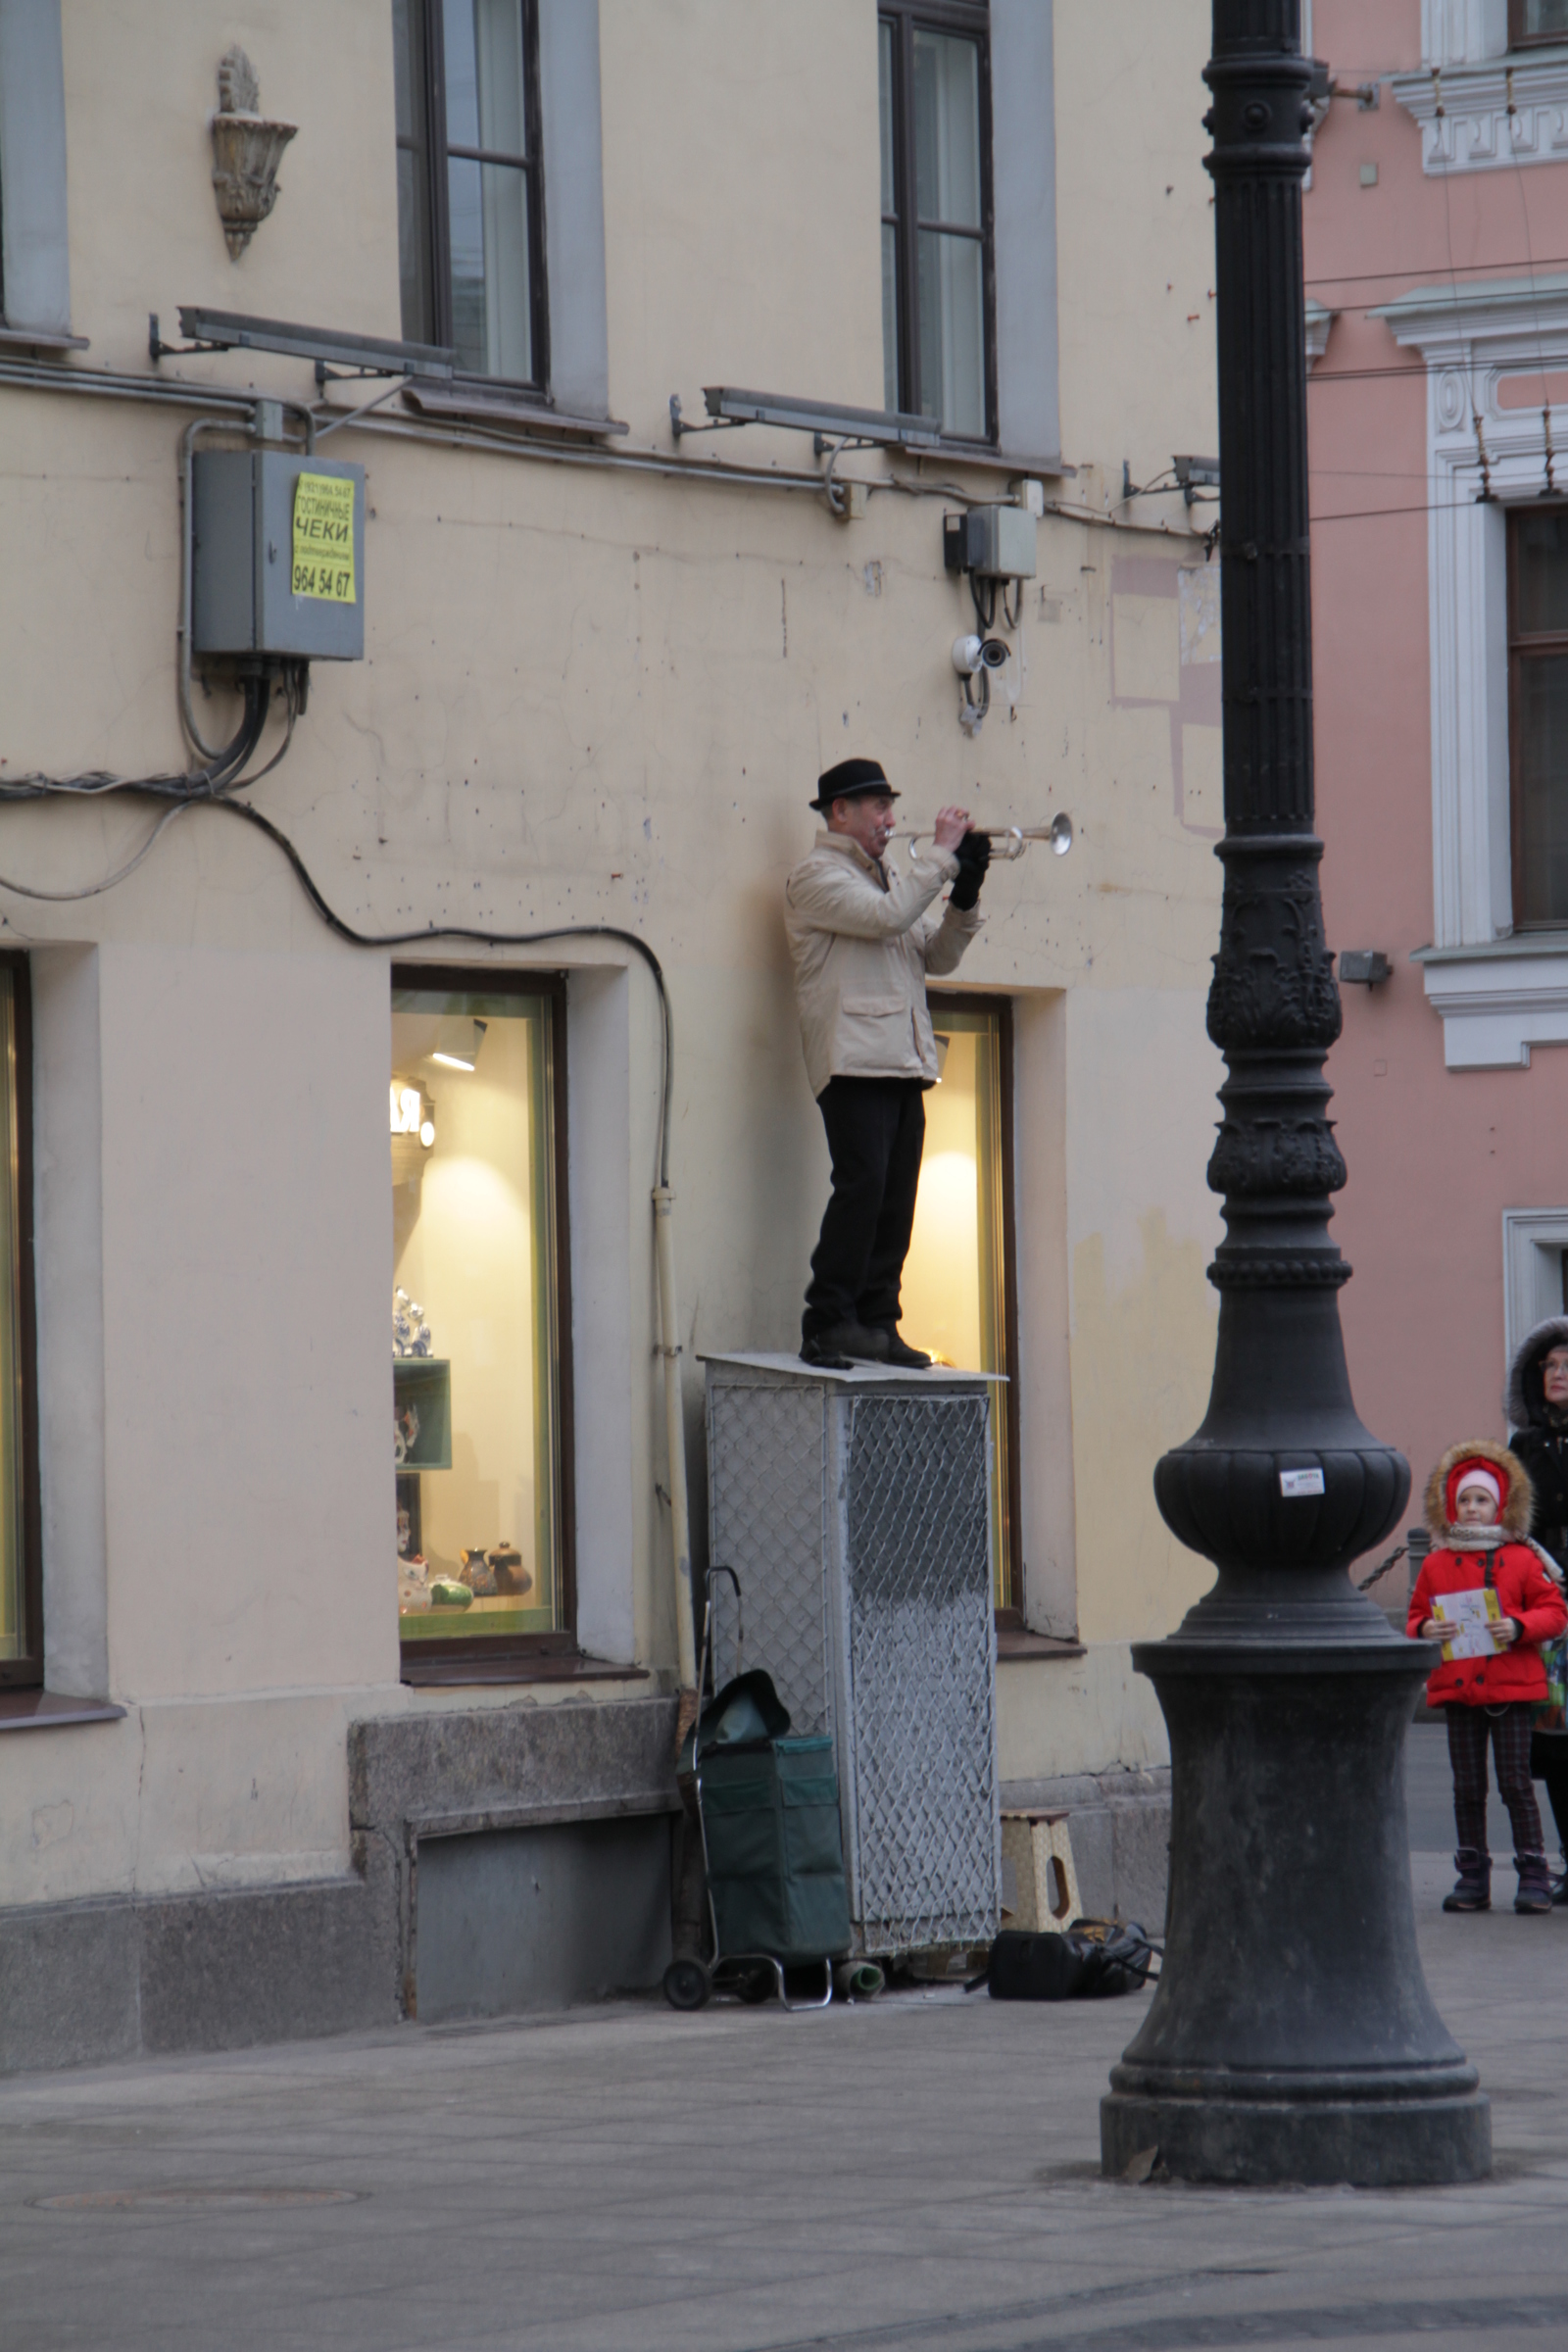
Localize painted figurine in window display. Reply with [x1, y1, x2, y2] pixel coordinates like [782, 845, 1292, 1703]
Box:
[393, 1288, 432, 1357]
[784, 759, 989, 1369]
[393, 1399, 420, 1465]
[458, 1546, 499, 1598]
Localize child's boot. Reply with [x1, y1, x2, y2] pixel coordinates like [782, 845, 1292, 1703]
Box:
[1515, 1850, 1553, 1913]
[1443, 1847, 1491, 1911]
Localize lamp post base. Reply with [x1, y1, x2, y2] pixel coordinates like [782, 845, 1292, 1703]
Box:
[1102, 2087, 1491, 2188]
[1099, 1627, 1493, 2188]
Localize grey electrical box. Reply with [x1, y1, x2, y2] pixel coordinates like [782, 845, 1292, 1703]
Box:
[192, 450, 366, 660]
[943, 503, 1037, 581]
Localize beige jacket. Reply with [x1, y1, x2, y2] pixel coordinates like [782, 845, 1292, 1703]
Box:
[784, 831, 984, 1099]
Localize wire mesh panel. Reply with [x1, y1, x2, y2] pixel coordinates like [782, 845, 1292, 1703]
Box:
[708, 1379, 831, 1736]
[844, 1394, 999, 1948]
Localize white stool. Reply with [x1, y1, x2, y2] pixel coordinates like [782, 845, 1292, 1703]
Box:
[1001, 1809, 1083, 1929]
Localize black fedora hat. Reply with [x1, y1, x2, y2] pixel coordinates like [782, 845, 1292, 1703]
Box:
[810, 757, 900, 811]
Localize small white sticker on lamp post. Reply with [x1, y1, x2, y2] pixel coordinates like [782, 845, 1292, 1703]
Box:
[1280, 1467, 1326, 1497]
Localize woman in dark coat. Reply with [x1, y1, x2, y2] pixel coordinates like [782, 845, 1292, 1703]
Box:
[1506, 1314, 1568, 1896]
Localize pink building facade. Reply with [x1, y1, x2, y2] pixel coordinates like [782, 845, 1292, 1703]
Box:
[1303, 0, 1568, 1542]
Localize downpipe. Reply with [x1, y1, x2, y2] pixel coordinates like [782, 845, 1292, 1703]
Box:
[654, 1185, 699, 1738]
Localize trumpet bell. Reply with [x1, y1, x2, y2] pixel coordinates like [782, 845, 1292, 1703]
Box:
[1050, 811, 1073, 856]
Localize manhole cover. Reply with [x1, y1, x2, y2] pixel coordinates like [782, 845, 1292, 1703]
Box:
[34, 2187, 361, 2211]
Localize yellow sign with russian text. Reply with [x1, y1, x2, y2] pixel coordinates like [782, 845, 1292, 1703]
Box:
[291, 473, 356, 604]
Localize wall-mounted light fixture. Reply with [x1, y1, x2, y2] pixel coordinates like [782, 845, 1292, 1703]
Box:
[1338, 951, 1392, 987]
[1173, 455, 1221, 507]
[428, 1017, 487, 1073]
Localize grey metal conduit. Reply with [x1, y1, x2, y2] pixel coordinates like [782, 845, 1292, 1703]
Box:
[0, 354, 884, 499]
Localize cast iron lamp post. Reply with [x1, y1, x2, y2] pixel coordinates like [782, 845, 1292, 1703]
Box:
[1098, 0, 1491, 2187]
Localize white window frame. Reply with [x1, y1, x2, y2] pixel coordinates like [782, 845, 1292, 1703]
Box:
[1375, 274, 1568, 1065]
[1503, 1206, 1568, 1369]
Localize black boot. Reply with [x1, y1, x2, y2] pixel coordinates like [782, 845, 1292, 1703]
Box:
[1516, 1851, 1553, 1914]
[866, 1326, 933, 1369]
[801, 1321, 882, 1369]
[1442, 1847, 1491, 1912]
[1552, 1857, 1568, 1906]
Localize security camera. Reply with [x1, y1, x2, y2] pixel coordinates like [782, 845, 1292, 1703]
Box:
[952, 633, 983, 676]
[978, 637, 1009, 671]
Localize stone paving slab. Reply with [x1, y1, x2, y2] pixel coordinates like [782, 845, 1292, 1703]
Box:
[3, 1863, 1567, 2352]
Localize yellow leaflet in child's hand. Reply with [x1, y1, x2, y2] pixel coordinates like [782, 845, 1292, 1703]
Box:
[1432, 1588, 1504, 1661]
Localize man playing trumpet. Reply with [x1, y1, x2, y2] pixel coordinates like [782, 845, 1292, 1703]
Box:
[784, 758, 990, 1368]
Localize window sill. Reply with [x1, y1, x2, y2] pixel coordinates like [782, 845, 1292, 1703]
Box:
[409, 1790, 677, 1840]
[0, 322, 89, 355]
[0, 1689, 126, 1731]
[1412, 936, 1568, 1068]
[996, 1630, 1086, 1662]
[400, 382, 628, 438]
[400, 1649, 650, 1689]
[901, 441, 1072, 479]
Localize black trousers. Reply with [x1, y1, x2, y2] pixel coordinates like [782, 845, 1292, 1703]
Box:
[803, 1076, 925, 1340]
[1533, 1736, 1568, 1857]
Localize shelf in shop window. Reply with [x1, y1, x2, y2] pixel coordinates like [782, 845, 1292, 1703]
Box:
[393, 1355, 452, 1471]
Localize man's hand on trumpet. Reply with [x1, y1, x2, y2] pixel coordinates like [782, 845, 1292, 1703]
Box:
[950, 826, 991, 911]
[931, 805, 971, 853]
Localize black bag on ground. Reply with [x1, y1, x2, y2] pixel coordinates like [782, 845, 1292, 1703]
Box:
[978, 1919, 1159, 2001]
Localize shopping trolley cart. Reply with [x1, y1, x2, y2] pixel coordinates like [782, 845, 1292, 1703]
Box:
[662, 1566, 852, 2012]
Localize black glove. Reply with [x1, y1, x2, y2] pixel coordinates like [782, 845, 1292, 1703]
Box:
[949, 829, 991, 911]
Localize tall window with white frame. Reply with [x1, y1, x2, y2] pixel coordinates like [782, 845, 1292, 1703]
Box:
[1509, 507, 1568, 927]
[878, 0, 995, 443]
[392, 0, 548, 387]
[0, 955, 40, 1690]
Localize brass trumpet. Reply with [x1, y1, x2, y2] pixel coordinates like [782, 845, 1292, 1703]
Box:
[895, 811, 1073, 861]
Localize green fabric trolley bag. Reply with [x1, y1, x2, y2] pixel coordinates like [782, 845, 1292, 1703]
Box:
[664, 1644, 853, 2011]
[701, 1734, 853, 1972]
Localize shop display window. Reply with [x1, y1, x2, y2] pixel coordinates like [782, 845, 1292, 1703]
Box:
[391, 969, 571, 1658]
[901, 995, 1020, 1611]
[0, 956, 39, 1686]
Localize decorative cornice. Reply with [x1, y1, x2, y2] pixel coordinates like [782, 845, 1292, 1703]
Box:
[1374, 270, 1568, 351]
[1420, 946, 1568, 1066]
[1392, 50, 1568, 174]
[1304, 298, 1335, 370]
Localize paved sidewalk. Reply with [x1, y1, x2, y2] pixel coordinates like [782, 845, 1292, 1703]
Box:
[4, 1836, 1567, 2352]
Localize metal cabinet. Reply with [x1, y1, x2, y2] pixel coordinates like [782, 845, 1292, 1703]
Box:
[703, 1352, 1002, 1956]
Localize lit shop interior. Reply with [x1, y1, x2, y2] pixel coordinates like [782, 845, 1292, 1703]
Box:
[902, 998, 1016, 1608]
[390, 980, 565, 1644]
[0, 964, 25, 1673]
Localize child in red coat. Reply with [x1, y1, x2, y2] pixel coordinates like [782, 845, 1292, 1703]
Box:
[1407, 1440, 1568, 1914]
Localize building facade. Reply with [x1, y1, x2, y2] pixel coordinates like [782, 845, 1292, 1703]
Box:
[0, 0, 1222, 2067]
[1303, 0, 1568, 1553]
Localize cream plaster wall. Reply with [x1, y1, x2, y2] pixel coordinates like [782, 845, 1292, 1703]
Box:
[62, 1, 404, 373]
[0, 0, 1224, 1909]
[1054, 0, 1219, 501]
